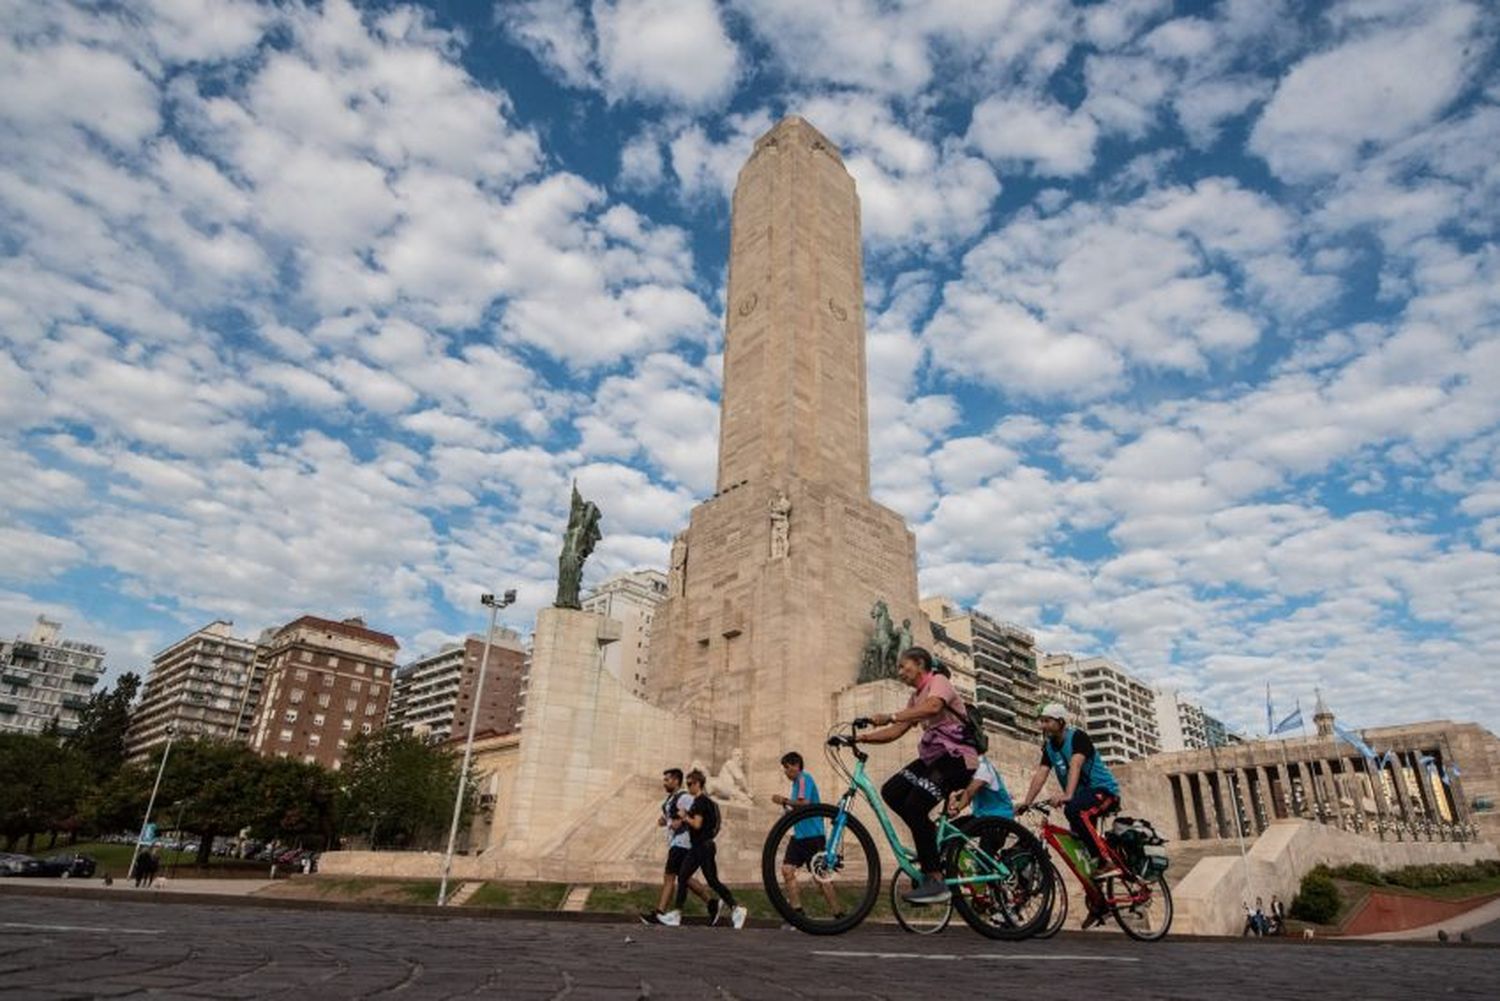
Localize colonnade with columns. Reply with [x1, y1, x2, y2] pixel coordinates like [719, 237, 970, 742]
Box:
[1162, 742, 1476, 844]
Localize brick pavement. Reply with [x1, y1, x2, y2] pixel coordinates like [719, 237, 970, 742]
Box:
[1, 896, 1495, 1000]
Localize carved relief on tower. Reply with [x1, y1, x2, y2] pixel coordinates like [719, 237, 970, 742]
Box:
[769, 492, 791, 559]
[668, 532, 688, 596]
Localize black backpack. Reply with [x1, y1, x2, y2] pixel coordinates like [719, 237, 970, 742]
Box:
[694, 794, 721, 841]
[942, 697, 989, 755]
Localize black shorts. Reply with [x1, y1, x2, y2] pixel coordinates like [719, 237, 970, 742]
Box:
[664, 845, 690, 874]
[782, 835, 826, 868]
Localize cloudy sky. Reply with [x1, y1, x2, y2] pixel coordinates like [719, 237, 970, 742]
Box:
[2, 0, 1497, 735]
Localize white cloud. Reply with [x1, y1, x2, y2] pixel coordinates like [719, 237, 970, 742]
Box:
[1250, 2, 1484, 181]
[967, 95, 1099, 176]
[594, 0, 740, 108]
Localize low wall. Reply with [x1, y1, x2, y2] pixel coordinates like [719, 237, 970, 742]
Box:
[1173, 819, 1497, 935]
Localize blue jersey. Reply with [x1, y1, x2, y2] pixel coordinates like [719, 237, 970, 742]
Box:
[789, 773, 825, 840]
[970, 758, 1014, 818]
[1042, 727, 1120, 796]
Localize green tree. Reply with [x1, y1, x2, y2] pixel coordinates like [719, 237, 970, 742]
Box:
[1290, 870, 1342, 924]
[340, 730, 469, 849]
[157, 739, 265, 865]
[65, 672, 141, 783]
[251, 757, 339, 848]
[0, 733, 90, 851]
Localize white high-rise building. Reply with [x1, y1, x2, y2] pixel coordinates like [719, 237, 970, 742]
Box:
[582, 569, 669, 698]
[1065, 656, 1161, 764]
[0, 616, 106, 736]
[388, 628, 528, 744]
[125, 621, 263, 763]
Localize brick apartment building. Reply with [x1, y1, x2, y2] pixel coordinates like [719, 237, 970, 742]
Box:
[248, 615, 399, 771]
[389, 628, 528, 744]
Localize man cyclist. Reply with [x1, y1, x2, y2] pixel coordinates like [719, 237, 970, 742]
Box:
[858, 647, 978, 905]
[1016, 702, 1121, 926]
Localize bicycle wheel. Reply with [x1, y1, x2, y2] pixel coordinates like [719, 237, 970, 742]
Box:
[761, 803, 881, 935]
[1031, 862, 1068, 940]
[1104, 871, 1173, 941]
[891, 871, 952, 934]
[944, 817, 1054, 941]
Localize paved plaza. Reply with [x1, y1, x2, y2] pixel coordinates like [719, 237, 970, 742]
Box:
[1, 896, 1497, 1000]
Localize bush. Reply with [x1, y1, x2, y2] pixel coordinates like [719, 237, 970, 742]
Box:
[1291, 871, 1341, 924]
[1324, 862, 1383, 885]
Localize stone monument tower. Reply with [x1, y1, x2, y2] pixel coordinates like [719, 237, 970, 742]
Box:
[650, 116, 928, 790]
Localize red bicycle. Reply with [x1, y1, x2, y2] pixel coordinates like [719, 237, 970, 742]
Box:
[1023, 802, 1173, 941]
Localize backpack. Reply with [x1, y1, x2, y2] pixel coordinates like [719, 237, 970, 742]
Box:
[694, 794, 721, 841]
[941, 696, 989, 755]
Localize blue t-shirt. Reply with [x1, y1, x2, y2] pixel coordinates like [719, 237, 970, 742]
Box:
[970, 758, 1014, 818]
[789, 773, 825, 840]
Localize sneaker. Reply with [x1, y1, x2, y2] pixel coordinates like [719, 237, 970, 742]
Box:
[708, 898, 724, 926]
[658, 909, 682, 927]
[731, 905, 748, 929]
[902, 876, 952, 905]
[639, 910, 661, 925]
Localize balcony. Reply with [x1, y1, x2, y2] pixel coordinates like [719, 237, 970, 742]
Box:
[61, 695, 87, 710]
[73, 671, 99, 686]
[0, 702, 16, 714]
[1, 673, 29, 687]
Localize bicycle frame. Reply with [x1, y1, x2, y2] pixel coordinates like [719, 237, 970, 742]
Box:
[824, 752, 1011, 889]
[1036, 814, 1151, 909]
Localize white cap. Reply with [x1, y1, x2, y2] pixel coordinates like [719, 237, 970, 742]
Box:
[1038, 702, 1068, 721]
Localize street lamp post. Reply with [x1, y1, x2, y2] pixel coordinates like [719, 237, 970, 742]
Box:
[128, 723, 176, 883]
[438, 588, 516, 906]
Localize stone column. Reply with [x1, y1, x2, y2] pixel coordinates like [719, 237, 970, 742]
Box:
[1169, 774, 1192, 842]
[1206, 772, 1229, 839]
[1188, 772, 1211, 840]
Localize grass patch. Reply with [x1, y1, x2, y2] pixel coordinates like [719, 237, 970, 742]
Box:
[465, 882, 569, 910]
[1394, 876, 1500, 902]
[585, 884, 660, 915]
[21, 841, 270, 878]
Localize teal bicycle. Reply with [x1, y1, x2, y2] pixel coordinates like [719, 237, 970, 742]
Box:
[761, 719, 1054, 938]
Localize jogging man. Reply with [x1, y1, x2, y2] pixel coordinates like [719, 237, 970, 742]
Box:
[771, 751, 841, 917]
[858, 647, 979, 904]
[658, 770, 748, 929]
[1017, 702, 1121, 925]
[642, 767, 713, 925]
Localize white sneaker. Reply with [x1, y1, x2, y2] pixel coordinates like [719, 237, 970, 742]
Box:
[658, 909, 682, 927]
[731, 905, 748, 929]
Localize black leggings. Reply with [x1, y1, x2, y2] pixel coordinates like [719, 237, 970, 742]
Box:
[675, 841, 736, 909]
[881, 756, 974, 874]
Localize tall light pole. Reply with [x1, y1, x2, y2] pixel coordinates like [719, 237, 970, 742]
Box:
[438, 588, 516, 906]
[129, 723, 176, 882]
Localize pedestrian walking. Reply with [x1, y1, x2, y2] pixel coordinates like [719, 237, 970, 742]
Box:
[658, 769, 747, 929]
[641, 768, 713, 925]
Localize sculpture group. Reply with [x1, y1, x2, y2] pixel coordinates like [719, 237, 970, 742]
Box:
[858, 598, 913, 682]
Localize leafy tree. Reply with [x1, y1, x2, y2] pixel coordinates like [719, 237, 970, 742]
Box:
[157, 738, 265, 865]
[340, 730, 469, 849]
[0, 733, 90, 851]
[65, 671, 141, 783]
[251, 757, 339, 848]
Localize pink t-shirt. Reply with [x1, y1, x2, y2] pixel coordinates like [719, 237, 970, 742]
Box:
[909, 672, 976, 767]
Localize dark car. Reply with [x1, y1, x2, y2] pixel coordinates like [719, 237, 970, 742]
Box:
[35, 853, 96, 878]
[0, 853, 44, 877]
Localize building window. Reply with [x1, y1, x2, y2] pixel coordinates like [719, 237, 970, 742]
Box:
[294, 668, 308, 681]
[284, 709, 298, 723]
[317, 693, 330, 708]
[371, 684, 381, 696]
[351, 680, 363, 693]
[345, 698, 357, 712]
[312, 713, 325, 727]
[374, 667, 384, 679]
[289, 688, 304, 704]
[308, 733, 320, 748]
[304, 754, 316, 764]
[300, 651, 312, 663]
[355, 664, 365, 675]
[278, 729, 292, 742]
[364, 702, 377, 716]
[331, 758, 341, 771]
[360, 722, 372, 734]
[322, 672, 334, 687]
[337, 738, 347, 750]
[341, 718, 352, 731]
[328, 656, 339, 668]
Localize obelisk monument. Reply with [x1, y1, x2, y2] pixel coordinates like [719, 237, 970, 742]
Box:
[650, 116, 927, 791]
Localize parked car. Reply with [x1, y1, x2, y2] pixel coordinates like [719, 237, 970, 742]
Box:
[35, 853, 96, 878]
[0, 853, 45, 877]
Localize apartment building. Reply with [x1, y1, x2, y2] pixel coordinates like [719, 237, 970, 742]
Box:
[1065, 656, 1161, 764]
[389, 628, 527, 743]
[919, 598, 1040, 742]
[582, 569, 668, 698]
[248, 615, 398, 770]
[0, 616, 105, 736]
[125, 621, 263, 762]
[1037, 652, 1084, 723]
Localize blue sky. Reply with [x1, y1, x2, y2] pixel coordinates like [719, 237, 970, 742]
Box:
[2, 0, 1498, 736]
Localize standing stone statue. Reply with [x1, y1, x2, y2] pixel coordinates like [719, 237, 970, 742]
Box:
[857, 599, 901, 682]
[554, 482, 602, 609]
[897, 617, 914, 660]
[668, 532, 688, 596]
[768, 491, 791, 559]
